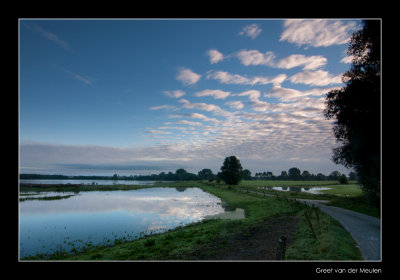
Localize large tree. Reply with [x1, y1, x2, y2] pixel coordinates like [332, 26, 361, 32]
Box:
[219, 156, 243, 185]
[324, 20, 381, 206]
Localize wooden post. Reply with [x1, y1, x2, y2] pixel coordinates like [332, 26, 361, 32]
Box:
[314, 206, 320, 226]
[304, 212, 316, 239]
[276, 236, 287, 260]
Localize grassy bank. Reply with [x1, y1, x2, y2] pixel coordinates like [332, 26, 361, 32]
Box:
[21, 181, 363, 261]
[286, 207, 363, 260]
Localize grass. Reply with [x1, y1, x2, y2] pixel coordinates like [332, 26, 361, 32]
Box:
[286, 208, 363, 260]
[239, 180, 342, 188]
[326, 196, 380, 218]
[21, 181, 365, 261]
[237, 180, 379, 218]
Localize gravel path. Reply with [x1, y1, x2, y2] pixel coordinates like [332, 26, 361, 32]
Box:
[298, 199, 381, 261]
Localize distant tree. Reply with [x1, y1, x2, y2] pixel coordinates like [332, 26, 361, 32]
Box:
[301, 170, 311, 180]
[175, 168, 198, 181]
[198, 168, 215, 181]
[175, 168, 187, 180]
[316, 173, 326, 180]
[324, 20, 381, 206]
[348, 171, 358, 181]
[288, 167, 301, 179]
[219, 156, 243, 185]
[242, 169, 252, 180]
[112, 174, 118, 180]
[280, 171, 288, 180]
[339, 174, 349, 184]
[329, 171, 342, 180]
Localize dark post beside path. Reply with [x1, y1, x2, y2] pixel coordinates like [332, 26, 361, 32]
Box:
[276, 235, 286, 260]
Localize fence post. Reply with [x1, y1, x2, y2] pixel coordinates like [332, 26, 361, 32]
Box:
[304, 212, 317, 239]
[276, 236, 287, 260]
[314, 206, 320, 226]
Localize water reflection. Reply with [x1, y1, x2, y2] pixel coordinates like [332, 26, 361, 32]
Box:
[19, 187, 227, 258]
[259, 186, 331, 194]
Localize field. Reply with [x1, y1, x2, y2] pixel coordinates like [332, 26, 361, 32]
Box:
[238, 180, 361, 196]
[21, 180, 366, 260]
[237, 180, 378, 218]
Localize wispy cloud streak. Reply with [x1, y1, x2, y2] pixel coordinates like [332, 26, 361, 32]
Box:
[23, 22, 73, 52]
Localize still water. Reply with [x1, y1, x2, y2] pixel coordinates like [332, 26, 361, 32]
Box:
[19, 187, 232, 258]
[258, 186, 331, 194]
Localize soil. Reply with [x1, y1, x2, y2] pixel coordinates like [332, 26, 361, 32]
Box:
[182, 214, 300, 260]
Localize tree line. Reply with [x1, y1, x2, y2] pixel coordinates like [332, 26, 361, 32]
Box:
[20, 164, 355, 183]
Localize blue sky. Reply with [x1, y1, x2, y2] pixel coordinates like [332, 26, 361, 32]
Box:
[19, 19, 362, 176]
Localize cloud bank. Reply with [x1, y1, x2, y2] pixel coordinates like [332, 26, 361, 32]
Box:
[280, 19, 359, 47]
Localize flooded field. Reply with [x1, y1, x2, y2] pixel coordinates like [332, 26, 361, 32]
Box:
[19, 187, 234, 258]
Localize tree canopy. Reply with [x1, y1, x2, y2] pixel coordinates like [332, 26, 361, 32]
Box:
[324, 20, 381, 206]
[219, 156, 243, 185]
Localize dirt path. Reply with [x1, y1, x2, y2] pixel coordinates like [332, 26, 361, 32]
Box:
[298, 199, 381, 261]
[181, 214, 300, 260]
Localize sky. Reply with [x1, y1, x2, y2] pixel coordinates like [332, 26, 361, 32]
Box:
[19, 18, 363, 176]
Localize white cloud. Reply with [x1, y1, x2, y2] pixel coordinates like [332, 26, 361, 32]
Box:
[238, 24, 262, 39]
[176, 120, 203, 126]
[225, 101, 244, 110]
[147, 130, 172, 135]
[237, 90, 261, 101]
[149, 105, 177, 111]
[206, 70, 249, 85]
[194, 89, 231, 99]
[187, 113, 220, 124]
[266, 86, 304, 101]
[168, 113, 220, 124]
[280, 19, 359, 47]
[249, 99, 270, 112]
[340, 55, 354, 64]
[276, 54, 327, 70]
[206, 70, 286, 86]
[255, 74, 287, 86]
[179, 99, 221, 112]
[289, 70, 343, 86]
[236, 49, 328, 71]
[207, 49, 224, 64]
[236, 90, 270, 112]
[236, 49, 275, 66]
[163, 90, 186, 98]
[176, 68, 201, 85]
[265, 86, 338, 102]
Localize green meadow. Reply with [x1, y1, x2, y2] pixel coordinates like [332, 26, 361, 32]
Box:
[21, 180, 370, 260]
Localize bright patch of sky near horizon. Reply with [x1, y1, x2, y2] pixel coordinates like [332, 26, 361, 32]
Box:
[19, 19, 362, 176]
